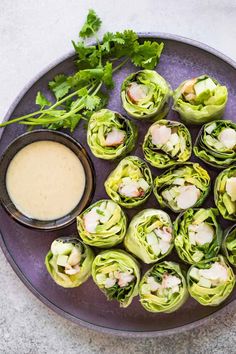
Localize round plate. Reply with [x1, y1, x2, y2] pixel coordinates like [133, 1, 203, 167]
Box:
[1, 33, 236, 337]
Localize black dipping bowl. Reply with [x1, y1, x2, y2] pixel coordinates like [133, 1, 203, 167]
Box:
[0, 130, 95, 230]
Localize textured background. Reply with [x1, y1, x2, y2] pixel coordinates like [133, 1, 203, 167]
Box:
[1, 0, 236, 353]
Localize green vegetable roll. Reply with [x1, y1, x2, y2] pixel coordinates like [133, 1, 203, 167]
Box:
[143, 119, 192, 168]
[77, 199, 127, 248]
[214, 166, 236, 220]
[87, 109, 137, 160]
[173, 75, 228, 125]
[174, 208, 222, 264]
[121, 70, 172, 120]
[104, 156, 153, 208]
[153, 163, 210, 212]
[187, 255, 235, 306]
[194, 120, 236, 168]
[222, 225, 236, 266]
[139, 261, 188, 313]
[45, 237, 94, 288]
[124, 209, 173, 264]
[92, 249, 140, 307]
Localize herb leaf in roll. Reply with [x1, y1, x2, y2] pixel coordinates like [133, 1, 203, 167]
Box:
[194, 120, 236, 168]
[174, 208, 222, 264]
[104, 156, 153, 208]
[187, 255, 235, 306]
[173, 75, 228, 125]
[92, 249, 140, 307]
[45, 237, 94, 288]
[121, 70, 172, 120]
[139, 261, 188, 313]
[153, 163, 210, 212]
[214, 166, 236, 220]
[222, 225, 236, 266]
[143, 119, 192, 168]
[124, 209, 173, 264]
[77, 199, 127, 248]
[87, 109, 137, 160]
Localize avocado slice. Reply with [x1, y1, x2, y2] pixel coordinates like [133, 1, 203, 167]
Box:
[194, 78, 217, 103]
[198, 277, 212, 288]
[189, 267, 200, 281]
[56, 254, 69, 267]
[192, 251, 204, 263]
[51, 240, 74, 255]
[194, 78, 216, 97]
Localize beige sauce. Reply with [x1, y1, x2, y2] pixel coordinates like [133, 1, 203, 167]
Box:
[6, 141, 86, 221]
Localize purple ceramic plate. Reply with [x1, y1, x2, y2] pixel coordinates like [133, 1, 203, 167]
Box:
[1, 33, 236, 337]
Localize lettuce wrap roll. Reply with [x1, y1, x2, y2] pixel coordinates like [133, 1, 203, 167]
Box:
[174, 208, 222, 264]
[222, 225, 236, 266]
[173, 75, 228, 125]
[124, 209, 173, 264]
[153, 163, 210, 212]
[121, 70, 172, 120]
[187, 255, 235, 306]
[87, 109, 137, 160]
[143, 119, 192, 168]
[104, 156, 153, 208]
[214, 166, 236, 220]
[194, 120, 236, 168]
[45, 237, 94, 288]
[77, 199, 127, 248]
[139, 261, 188, 313]
[92, 249, 140, 307]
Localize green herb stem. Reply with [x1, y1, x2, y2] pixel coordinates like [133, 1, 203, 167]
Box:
[113, 58, 129, 73]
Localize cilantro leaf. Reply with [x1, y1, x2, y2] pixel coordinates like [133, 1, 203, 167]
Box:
[1, 9, 165, 134]
[48, 74, 71, 100]
[131, 41, 164, 69]
[102, 62, 114, 88]
[79, 9, 101, 38]
[64, 113, 83, 132]
[35, 91, 51, 109]
[84, 95, 101, 110]
[101, 32, 125, 53]
[72, 41, 100, 68]
[68, 68, 104, 88]
[77, 87, 88, 97]
[112, 30, 138, 58]
[96, 91, 109, 111]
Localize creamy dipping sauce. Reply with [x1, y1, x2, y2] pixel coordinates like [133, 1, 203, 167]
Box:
[6, 141, 86, 221]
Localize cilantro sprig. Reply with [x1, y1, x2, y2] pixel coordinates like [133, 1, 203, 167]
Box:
[0, 9, 164, 131]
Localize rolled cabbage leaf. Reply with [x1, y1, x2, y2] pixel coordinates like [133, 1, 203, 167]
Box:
[124, 209, 173, 264]
[174, 208, 222, 264]
[214, 166, 236, 220]
[104, 156, 153, 208]
[121, 70, 172, 120]
[173, 75, 228, 125]
[187, 255, 235, 306]
[143, 119, 192, 168]
[87, 109, 137, 160]
[153, 163, 210, 212]
[45, 237, 94, 288]
[92, 249, 140, 307]
[139, 261, 188, 313]
[77, 199, 127, 248]
[222, 225, 236, 266]
[194, 120, 236, 168]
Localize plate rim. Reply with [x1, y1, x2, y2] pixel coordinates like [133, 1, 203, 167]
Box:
[1, 32, 236, 337]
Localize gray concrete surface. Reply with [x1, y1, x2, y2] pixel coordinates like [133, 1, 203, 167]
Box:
[1, 1, 236, 353]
